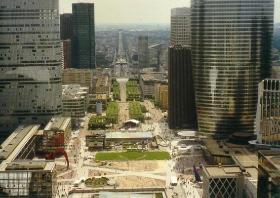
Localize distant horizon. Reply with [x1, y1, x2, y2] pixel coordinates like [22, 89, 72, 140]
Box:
[60, 0, 280, 24]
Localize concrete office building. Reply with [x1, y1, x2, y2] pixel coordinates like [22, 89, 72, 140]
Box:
[0, 0, 62, 135]
[171, 7, 191, 47]
[138, 36, 149, 68]
[202, 166, 244, 198]
[42, 116, 72, 150]
[256, 79, 280, 147]
[168, 46, 197, 129]
[0, 124, 57, 197]
[155, 83, 168, 110]
[62, 68, 93, 89]
[191, 0, 274, 135]
[60, 13, 73, 40]
[61, 39, 72, 69]
[62, 84, 89, 120]
[0, 160, 57, 198]
[139, 73, 167, 98]
[72, 3, 96, 69]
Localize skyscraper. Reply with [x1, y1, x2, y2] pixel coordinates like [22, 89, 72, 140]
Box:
[138, 36, 149, 68]
[168, 46, 197, 129]
[72, 3, 95, 69]
[191, 0, 274, 135]
[170, 7, 191, 47]
[0, 0, 62, 135]
[60, 13, 73, 40]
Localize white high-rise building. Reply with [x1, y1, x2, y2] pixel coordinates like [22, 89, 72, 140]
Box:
[0, 0, 62, 134]
[170, 7, 191, 47]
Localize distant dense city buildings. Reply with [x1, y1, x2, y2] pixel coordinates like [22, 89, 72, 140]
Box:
[72, 3, 96, 69]
[168, 46, 197, 129]
[0, 0, 62, 136]
[138, 36, 149, 68]
[256, 79, 280, 147]
[191, 0, 274, 135]
[170, 7, 191, 47]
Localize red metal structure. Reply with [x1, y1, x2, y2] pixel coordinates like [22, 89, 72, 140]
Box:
[43, 132, 69, 169]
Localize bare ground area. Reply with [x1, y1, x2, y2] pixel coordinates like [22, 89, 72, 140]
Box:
[106, 160, 167, 172]
[114, 176, 165, 189]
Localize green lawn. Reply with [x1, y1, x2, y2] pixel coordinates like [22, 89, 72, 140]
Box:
[95, 151, 171, 161]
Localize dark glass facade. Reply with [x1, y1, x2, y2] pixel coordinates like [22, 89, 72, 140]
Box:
[72, 3, 95, 69]
[60, 13, 73, 40]
[191, 0, 274, 135]
[168, 46, 197, 129]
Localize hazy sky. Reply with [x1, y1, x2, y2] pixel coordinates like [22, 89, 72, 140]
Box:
[60, 0, 280, 24]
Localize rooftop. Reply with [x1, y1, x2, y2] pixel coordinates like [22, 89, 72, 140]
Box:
[259, 150, 280, 171]
[141, 73, 167, 83]
[96, 75, 109, 87]
[44, 116, 71, 132]
[203, 165, 243, 178]
[106, 132, 153, 139]
[4, 160, 55, 171]
[62, 84, 89, 100]
[63, 68, 93, 73]
[0, 125, 40, 162]
[202, 139, 231, 157]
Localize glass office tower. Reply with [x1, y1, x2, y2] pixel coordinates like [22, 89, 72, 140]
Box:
[191, 0, 274, 135]
[72, 3, 95, 69]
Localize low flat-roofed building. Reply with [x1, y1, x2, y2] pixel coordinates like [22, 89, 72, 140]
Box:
[258, 150, 280, 198]
[86, 133, 106, 151]
[105, 131, 154, 149]
[42, 116, 72, 149]
[105, 131, 153, 141]
[62, 84, 89, 120]
[0, 160, 57, 198]
[86, 131, 154, 150]
[0, 125, 40, 165]
[62, 68, 93, 89]
[202, 139, 235, 165]
[202, 165, 244, 198]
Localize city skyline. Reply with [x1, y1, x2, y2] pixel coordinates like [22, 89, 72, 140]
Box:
[60, 0, 280, 24]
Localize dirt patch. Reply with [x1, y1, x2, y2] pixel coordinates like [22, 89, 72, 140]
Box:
[107, 160, 167, 172]
[114, 176, 165, 188]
